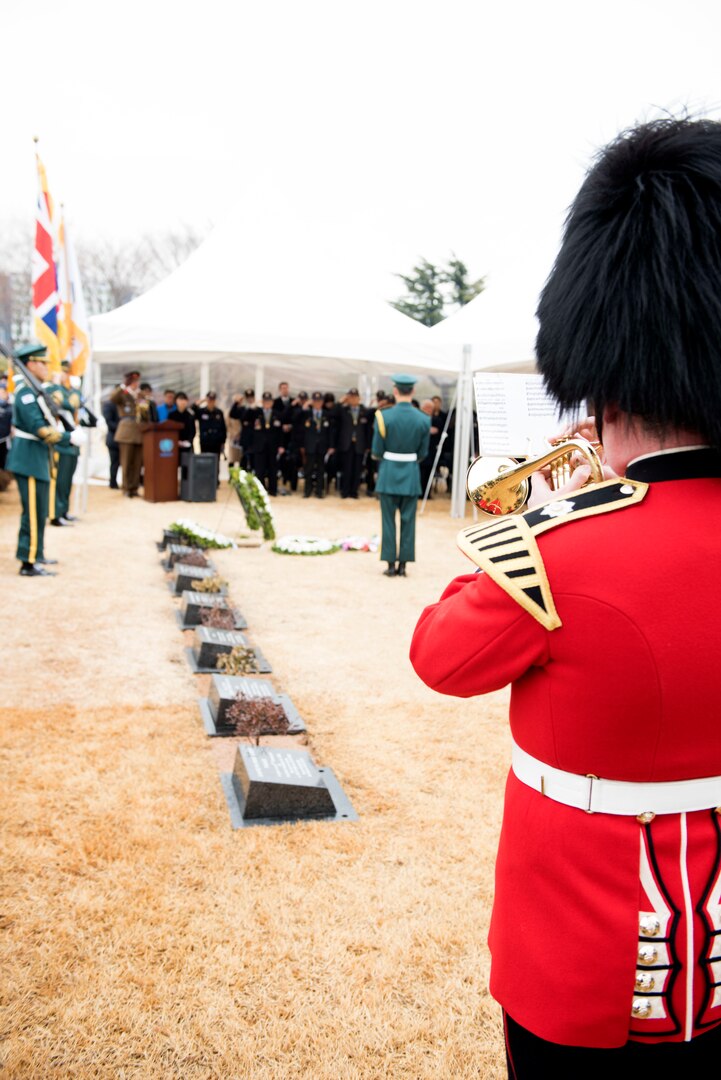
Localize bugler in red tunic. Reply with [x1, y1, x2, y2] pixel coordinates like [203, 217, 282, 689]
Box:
[410, 450, 721, 1048]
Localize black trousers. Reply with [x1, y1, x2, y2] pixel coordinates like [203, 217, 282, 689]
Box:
[253, 446, 277, 495]
[303, 451, 326, 496]
[340, 449, 363, 497]
[108, 444, 120, 488]
[505, 1011, 721, 1079]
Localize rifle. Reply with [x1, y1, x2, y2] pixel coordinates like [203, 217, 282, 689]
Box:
[3, 348, 76, 431]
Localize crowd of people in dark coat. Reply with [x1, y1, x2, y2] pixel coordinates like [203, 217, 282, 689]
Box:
[227, 382, 455, 499]
[101, 378, 456, 499]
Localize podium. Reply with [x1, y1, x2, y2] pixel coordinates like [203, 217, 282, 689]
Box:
[140, 421, 183, 502]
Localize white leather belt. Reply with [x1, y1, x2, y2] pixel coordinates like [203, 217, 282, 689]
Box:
[12, 429, 42, 442]
[384, 452, 417, 461]
[511, 738, 721, 816]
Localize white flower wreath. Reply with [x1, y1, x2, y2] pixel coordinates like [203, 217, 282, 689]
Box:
[272, 535, 341, 556]
[169, 519, 236, 549]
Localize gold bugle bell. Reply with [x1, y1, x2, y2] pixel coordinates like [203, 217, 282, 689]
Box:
[466, 438, 605, 517]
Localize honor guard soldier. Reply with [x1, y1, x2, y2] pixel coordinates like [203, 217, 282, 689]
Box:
[46, 360, 81, 525]
[411, 119, 721, 1072]
[7, 343, 86, 576]
[371, 373, 430, 576]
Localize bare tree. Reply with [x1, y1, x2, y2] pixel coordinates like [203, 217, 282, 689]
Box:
[0, 218, 209, 349]
[78, 223, 209, 315]
[0, 219, 33, 350]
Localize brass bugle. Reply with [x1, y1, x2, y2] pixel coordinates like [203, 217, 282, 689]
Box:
[466, 438, 604, 517]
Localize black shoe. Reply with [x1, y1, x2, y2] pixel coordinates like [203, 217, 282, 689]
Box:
[383, 563, 397, 577]
[50, 517, 68, 526]
[35, 557, 58, 565]
[20, 563, 56, 577]
[315, 492, 324, 499]
[397, 563, 407, 577]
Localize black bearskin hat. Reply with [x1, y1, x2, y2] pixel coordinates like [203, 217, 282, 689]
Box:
[536, 118, 721, 446]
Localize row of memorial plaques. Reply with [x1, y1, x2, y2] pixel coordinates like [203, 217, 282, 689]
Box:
[160, 530, 356, 829]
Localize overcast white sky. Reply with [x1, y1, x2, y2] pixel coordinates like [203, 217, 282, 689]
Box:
[4, 0, 721, 326]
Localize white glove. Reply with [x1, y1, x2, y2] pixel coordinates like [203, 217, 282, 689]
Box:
[70, 428, 88, 447]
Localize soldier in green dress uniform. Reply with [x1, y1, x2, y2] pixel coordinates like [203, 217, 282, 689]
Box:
[6, 344, 85, 576]
[45, 360, 81, 525]
[371, 373, 431, 577]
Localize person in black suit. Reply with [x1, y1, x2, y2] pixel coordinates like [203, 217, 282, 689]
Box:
[168, 393, 196, 450]
[249, 391, 283, 495]
[273, 381, 295, 493]
[295, 391, 336, 498]
[101, 395, 120, 489]
[337, 388, 371, 498]
[228, 388, 257, 472]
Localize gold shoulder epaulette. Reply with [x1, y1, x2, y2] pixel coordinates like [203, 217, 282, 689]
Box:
[457, 478, 648, 630]
[375, 410, 386, 438]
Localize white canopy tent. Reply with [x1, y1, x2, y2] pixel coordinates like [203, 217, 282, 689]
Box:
[90, 210, 459, 398]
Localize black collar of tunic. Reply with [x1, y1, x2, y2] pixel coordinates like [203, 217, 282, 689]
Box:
[624, 447, 721, 482]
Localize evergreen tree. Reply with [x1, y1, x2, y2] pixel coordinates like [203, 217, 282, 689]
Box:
[389, 253, 485, 325]
[445, 254, 485, 308]
[389, 258, 446, 326]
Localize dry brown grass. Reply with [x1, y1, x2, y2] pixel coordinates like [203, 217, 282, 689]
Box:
[1, 482, 509, 1077]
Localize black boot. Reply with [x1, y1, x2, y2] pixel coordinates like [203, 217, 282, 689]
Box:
[397, 563, 407, 577]
[19, 562, 56, 577]
[383, 562, 397, 577]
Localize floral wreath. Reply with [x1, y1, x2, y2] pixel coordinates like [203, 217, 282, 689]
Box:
[272, 535, 341, 556]
[168, 519, 236, 549]
[229, 466, 276, 541]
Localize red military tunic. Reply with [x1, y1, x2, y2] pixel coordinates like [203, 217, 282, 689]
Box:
[410, 449, 721, 1048]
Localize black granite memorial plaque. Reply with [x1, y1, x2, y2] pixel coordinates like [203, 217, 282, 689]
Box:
[220, 746, 358, 828]
[235, 746, 334, 818]
[177, 591, 248, 630]
[199, 673, 303, 735]
[162, 544, 212, 571]
[172, 563, 226, 596]
[185, 627, 271, 674]
[161, 528, 184, 548]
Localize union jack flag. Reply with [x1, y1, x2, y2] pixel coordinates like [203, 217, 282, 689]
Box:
[32, 147, 61, 370]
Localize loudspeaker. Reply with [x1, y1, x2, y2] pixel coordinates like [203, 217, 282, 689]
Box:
[181, 453, 217, 502]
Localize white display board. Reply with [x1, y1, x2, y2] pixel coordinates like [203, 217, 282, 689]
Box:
[473, 373, 580, 458]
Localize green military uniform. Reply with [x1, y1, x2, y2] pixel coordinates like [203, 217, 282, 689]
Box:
[45, 377, 80, 522]
[6, 358, 72, 570]
[371, 374, 431, 575]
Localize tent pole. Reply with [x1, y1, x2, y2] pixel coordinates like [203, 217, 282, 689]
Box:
[450, 344, 473, 518]
[199, 360, 210, 400]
